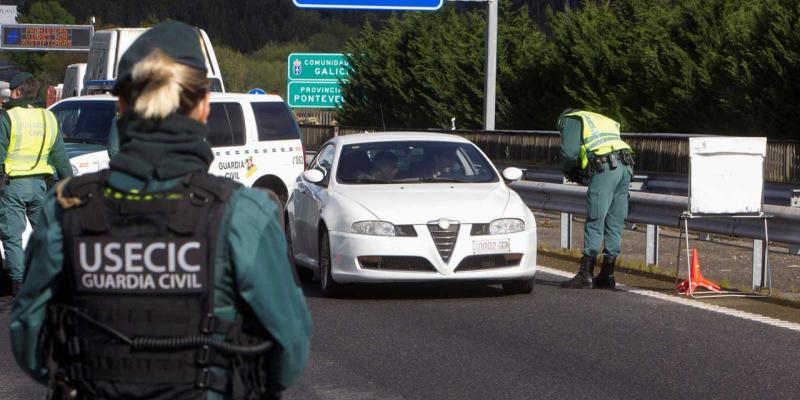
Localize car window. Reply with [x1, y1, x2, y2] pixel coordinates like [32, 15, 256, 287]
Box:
[206, 103, 246, 147]
[311, 144, 336, 176]
[336, 141, 498, 184]
[209, 78, 224, 93]
[50, 100, 117, 144]
[252, 102, 301, 141]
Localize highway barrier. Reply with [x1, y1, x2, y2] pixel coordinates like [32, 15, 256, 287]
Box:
[510, 180, 800, 289]
[299, 125, 800, 183]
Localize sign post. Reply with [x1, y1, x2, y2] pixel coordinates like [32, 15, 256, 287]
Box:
[287, 53, 350, 109]
[293, 0, 443, 10]
[0, 24, 93, 51]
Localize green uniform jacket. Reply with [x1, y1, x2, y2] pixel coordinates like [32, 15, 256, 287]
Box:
[0, 98, 72, 179]
[9, 170, 313, 394]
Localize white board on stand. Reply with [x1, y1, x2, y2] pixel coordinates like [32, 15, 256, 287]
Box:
[689, 137, 766, 215]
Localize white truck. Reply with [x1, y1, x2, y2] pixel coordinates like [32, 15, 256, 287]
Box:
[83, 27, 225, 94]
[62, 63, 86, 99]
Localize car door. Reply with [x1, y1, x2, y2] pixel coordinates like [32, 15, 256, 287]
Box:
[292, 144, 336, 266]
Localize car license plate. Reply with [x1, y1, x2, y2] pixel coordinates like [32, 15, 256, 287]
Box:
[472, 238, 510, 254]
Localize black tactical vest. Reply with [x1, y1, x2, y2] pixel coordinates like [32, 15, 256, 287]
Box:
[46, 171, 274, 400]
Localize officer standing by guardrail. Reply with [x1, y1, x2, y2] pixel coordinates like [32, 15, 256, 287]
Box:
[557, 109, 634, 289]
[9, 21, 311, 399]
[0, 72, 72, 311]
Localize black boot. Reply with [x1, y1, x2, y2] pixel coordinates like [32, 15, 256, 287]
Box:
[0, 280, 21, 312]
[560, 256, 595, 289]
[594, 256, 616, 289]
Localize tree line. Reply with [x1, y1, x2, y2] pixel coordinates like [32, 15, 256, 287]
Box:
[339, 0, 800, 139]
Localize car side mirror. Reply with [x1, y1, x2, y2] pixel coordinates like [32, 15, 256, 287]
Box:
[303, 169, 325, 184]
[502, 167, 523, 182]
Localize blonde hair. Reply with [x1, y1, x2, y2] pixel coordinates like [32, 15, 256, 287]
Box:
[122, 49, 209, 119]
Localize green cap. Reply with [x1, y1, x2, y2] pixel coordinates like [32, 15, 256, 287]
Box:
[9, 72, 33, 90]
[112, 21, 207, 95]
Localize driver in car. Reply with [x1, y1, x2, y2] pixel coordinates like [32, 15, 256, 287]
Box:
[371, 151, 399, 181]
[431, 148, 460, 178]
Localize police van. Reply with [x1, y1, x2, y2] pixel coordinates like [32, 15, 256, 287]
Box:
[51, 93, 305, 204]
[84, 27, 225, 94]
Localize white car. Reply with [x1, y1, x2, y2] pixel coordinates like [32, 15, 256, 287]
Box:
[285, 132, 537, 297]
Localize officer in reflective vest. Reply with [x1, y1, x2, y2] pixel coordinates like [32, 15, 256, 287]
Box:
[0, 72, 71, 311]
[10, 21, 311, 399]
[557, 109, 634, 289]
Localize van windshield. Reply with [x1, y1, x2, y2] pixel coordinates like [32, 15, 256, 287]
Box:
[50, 100, 116, 144]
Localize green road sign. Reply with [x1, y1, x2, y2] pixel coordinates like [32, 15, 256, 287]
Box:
[287, 81, 343, 108]
[288, 53, 350, 81]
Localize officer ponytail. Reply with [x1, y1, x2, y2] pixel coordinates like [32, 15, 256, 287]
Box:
[122, 49, 209, 120]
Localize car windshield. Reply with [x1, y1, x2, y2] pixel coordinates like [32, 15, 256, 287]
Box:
[336, 141, 498, 184]
[50, 100, 116, 144]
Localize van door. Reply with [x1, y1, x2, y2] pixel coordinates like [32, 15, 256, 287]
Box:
[206, 102, 250, 182]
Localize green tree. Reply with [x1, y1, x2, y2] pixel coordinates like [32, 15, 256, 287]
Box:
[339, 5, 543, 129]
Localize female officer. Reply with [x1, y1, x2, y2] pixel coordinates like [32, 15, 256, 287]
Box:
[9, 21, 311, 399]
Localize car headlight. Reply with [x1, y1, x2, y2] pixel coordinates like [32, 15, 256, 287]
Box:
[471, 218, 525, 235]
[352, 221, 396, 236]
[351, 221, 417, 237]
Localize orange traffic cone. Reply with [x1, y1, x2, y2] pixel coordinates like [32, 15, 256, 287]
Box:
[676, 249, 721, 295]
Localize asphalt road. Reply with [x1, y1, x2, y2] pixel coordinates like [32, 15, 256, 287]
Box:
[2, 270, 799, 400]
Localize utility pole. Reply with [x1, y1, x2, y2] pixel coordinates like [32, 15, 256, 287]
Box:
[482, 0, 497, 130]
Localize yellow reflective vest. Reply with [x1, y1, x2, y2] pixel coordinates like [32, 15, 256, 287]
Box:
[565, 111, 632, 170]
[4, 107, 58, 177]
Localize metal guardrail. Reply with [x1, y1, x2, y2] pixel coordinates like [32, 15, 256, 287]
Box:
[504, 166, 799, 206]
[299, 125, 800, 183]
[511, 180, 800, 289]
[511, 180, 800, 246]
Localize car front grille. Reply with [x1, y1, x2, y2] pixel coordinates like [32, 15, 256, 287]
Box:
[427, 223, 460, 263]
[455, 254, 523, 272]
[358, 256, 436, 272]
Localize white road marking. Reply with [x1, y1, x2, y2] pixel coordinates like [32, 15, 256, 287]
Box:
[537, 265, 800, 333]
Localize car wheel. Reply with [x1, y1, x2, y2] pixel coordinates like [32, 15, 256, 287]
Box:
[285, 219, 313, 283]
[503, 278, 534, 295]
[319, 230, 344, 297]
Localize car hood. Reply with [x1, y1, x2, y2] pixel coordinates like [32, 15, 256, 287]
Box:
[66, 142, 106, 159]
[336, 183, 510, 224]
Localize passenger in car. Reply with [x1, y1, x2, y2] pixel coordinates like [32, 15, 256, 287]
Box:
[371, 151, 399, 181]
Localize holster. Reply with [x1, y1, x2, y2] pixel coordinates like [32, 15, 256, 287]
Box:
[0, 173, 6, 194]
[619, 151, 635, 167]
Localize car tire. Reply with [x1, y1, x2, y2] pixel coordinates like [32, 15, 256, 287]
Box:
[319, 230, 344, 297]
[503, 278, 534, 295]
[285, 219, 313, 283]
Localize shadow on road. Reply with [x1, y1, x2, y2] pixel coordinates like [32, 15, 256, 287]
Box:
[301, 279, 551, 300]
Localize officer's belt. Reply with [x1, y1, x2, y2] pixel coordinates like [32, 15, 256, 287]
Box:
[8, 173, 50, 180]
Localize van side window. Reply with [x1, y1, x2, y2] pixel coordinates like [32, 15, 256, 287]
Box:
[209, 78, 224, 93]
[207, 103, 246, 147]
[252, 102, 301, 141]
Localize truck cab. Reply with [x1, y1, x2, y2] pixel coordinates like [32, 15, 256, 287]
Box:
[83, 27, 225, 94]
